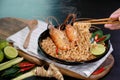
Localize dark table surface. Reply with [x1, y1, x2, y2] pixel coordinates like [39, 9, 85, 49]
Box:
[0, 0, 120, 80]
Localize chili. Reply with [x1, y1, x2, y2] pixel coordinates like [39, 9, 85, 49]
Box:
[56, 48, 59, 55]
[95, 36, 106, 42]
[17, 62, 35, 68]
[94, 34, 99, 41]
[20, 65, 35, 72]
[92, 67, 105, 75]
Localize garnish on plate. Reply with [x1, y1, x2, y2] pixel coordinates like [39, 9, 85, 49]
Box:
[90, 30, 110, 56]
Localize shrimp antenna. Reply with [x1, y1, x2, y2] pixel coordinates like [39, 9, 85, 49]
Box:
[46, 16, 60, 29]
[60, 14, 76, 30]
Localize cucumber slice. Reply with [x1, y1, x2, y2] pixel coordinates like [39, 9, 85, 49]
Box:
[90, 44, 106, 56]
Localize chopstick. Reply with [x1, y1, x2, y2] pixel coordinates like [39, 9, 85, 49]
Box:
[84, 18, 115, 22]
[78, 18, 120, 24]
[90, 21, 120, 24]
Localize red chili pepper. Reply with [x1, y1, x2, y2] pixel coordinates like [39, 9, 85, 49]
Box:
[18, 62, 35, 68]
[56, 48, 59, 55]
[20, 65, 35, 72]
[92, 67, 105, 75]
[94, 34, 99, 41]
[95, 36, 106, 42]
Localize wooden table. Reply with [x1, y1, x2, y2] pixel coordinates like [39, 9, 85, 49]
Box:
[0, 17, 114, 80]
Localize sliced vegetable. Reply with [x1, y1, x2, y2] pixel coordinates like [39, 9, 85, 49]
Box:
[19, 65, 35, 72]
[92, 30, 103, 39]
[92, 67, 105, 75]
[91, 30, 111, 43]
[95, 34, 111, 43]
[95, 36, 106, 43]
[4, 46, 18, 59]
[90, 44, 106, 56]
[0, 57, 24, 71]
[94, 34, 99, 41]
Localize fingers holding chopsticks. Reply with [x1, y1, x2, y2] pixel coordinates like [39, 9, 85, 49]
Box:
[104, 8, 120, 30]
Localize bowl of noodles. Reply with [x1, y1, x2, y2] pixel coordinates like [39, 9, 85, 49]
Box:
[38, 27, 109, 64]
[38, 15, 111, 65]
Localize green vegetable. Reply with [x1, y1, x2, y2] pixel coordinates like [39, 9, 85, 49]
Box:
[92, 30, 103, 39]
[91, 30, 111, 43]
[103, 34, 111, 42]
[12, 63, 64, 80]
[0, 40, 9, 50]
[0, 50, 4, 62]
[12, 68, 35, 80]
[95, 36, 106, 43]
[1, 67, 19, 78]
[0, 57, 24, 71]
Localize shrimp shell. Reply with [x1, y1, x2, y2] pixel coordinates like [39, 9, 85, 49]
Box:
[65, 24, 78, 42]
[49, 27, 69, 50]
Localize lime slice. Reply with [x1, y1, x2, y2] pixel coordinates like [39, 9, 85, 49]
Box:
[4, 46, 18, 59]
[0, 40, 9, 50]
[90, 44, 106, 56]
[0, 50, 4, 62]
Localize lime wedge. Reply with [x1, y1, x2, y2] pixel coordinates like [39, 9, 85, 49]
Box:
[0, 50, 4, 62]
[4, 46, 18, 59]
[0, 40, 9, 50]
[90, 44, 106, 56]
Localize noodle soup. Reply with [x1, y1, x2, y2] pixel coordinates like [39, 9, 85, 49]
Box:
[40, 22, 97, 62]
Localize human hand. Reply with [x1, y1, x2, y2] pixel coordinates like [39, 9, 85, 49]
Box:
[104, 8, 120, 30]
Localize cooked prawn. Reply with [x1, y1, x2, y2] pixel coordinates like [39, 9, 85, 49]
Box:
[49, 25, 69, 50]
[65, 24, 78, 42]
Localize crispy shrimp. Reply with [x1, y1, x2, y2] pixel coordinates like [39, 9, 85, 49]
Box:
[49, 25, 69, 50]
[65, 24, 78, 42]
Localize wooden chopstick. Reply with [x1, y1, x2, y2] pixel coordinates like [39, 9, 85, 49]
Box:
[90, 21, 120, 24]
[84, 18, 114, 22]
[78, 18, 119, 24]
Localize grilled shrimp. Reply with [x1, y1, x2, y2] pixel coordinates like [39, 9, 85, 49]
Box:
[65, 24, 78, 42]
[49, 25, 69, 50]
